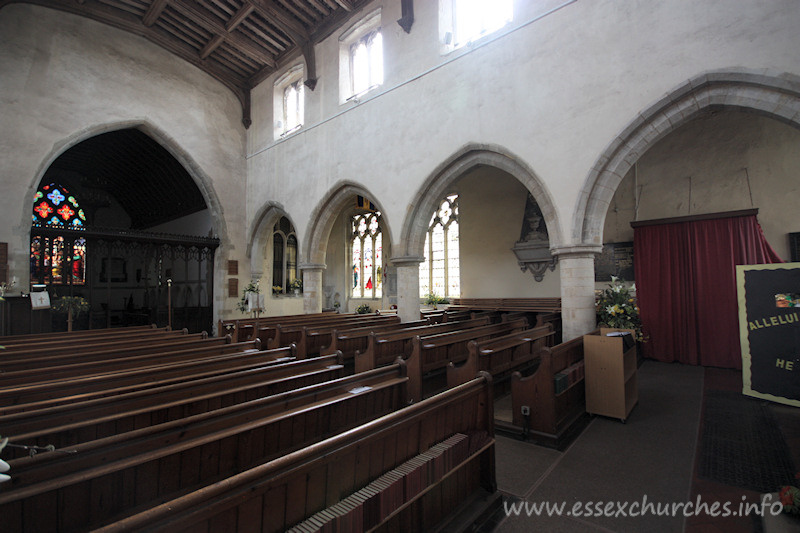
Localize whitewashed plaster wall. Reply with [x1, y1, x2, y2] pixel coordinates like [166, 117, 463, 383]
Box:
[603, 110, 800, 260]
[246, 0, 800, 268]
[0, 5, 247, 319]
[458, 168, 561, 297]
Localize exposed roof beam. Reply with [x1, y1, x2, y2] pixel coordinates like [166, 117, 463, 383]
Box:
[171, 0, 276, 67]
[226, 3, 254, 31]
[248, 0, 316, 89]
[143, 0, 168, 27]
[334, 0, 353, 11]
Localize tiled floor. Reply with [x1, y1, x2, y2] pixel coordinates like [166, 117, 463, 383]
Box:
[477, 362, 800, 533]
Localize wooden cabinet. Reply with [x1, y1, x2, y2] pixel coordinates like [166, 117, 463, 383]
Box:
[583, 328, 638, 422]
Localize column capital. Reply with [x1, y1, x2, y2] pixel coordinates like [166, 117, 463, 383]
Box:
[389, 255, 425, 266]
[298, 263, 326, 272]
[550, 244, 603, 258]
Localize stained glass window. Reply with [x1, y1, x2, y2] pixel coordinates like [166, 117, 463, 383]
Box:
[352, 211, 382, 299]
[30, 183, 88, 286]
[272, 217, 298, 293]
[420, 194, 460, 298]
[32, 183, 86, 229]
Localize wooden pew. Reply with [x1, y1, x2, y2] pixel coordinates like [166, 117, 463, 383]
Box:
[92, 374, 498, 533]
[446, 325, 555, 394]
[0, 363, 410, 531]
[219, 311, 340, 342]
[0, 329, 202, 368]
[354, 317, 492, 373]
[0, 341, 292, 411]
[449, 297, 561, 312]
[0, 325, 169, 350]
[248, 313, 386, 347]
[287, 315, 403, 358]
[404, 317, 530, 403]
[2, 353, 346, 458]
[501, 331, 595, 449]
[266, 314, 399, 353]
[321, 318, 429, 362]
[0, 335, 240, 386]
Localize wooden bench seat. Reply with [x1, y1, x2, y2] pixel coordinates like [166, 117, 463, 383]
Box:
[405, 317, 530, 402]
[1, 353, 345, 457]
[0, 335, 240, 386]
[266, 314, 399, 353]
[499, 331, 595, 449]
[220, 311, 342, 342]
[0, 363, 410, 532]
[0, 325, 171, 351]
[354, 317, 492, 373]
[91, 374, 497, 533]
[320, 318, 429, 361]
[0, 341, 290, 411]
[446, 325, 555, 393]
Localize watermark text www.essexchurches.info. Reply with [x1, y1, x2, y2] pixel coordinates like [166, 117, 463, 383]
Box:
[505, 494, 785, 519]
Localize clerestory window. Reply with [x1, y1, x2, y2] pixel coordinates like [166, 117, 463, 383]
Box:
[273, 65, 305, 139]
[442, 0, 514, 50]
[339, 9, 383, 103]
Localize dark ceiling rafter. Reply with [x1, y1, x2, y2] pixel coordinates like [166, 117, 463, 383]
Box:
[2, 0, 372, 128]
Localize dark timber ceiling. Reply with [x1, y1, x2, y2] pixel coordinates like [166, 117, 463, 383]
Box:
[44, 128, 206, 230]
[2, 0, 386, 127]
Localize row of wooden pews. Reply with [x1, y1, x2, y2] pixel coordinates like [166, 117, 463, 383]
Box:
[0, 318, 501, 531]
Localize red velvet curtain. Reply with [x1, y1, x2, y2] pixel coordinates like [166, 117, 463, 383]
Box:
[633, 214, 782, 368]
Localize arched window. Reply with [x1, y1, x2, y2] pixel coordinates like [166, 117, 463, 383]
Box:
[30, 183, 87, 286]
[272, 217, 298, 293]
[352, 210, 383, 299]
[419, 194, 460, 298]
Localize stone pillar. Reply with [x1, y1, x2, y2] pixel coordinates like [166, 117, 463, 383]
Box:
[299, 263, 325, 314]
[390, 256, 423, 323]
[552, 245, 602, 341]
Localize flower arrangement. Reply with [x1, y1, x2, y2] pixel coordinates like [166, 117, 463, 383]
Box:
[596, 276, 644, 341]
[356, 303, 371, 314]
[272, 285, 283, 295]
[52, 295, 90, 332]
[289, 278, 303, 292]
[0, 279, 16, 299]
[424, 293, 449, 308]
[779, 473, 800, 515]
[237, 280, 262, 315]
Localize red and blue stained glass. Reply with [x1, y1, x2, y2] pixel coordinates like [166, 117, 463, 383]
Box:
[32, 183, 85, 229]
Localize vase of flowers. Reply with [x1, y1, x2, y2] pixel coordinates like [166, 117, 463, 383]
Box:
[52, 295, 90, 332]
[289, 278, 303, 296]
[596, 276, 644, 342]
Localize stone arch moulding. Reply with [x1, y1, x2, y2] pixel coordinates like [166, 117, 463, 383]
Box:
[246, 202, 296, 277]
[399, 144, 563, 261]
[302, 181, 393, 268]
[23, 120, 230, 247]
[577, 69, 800, 246]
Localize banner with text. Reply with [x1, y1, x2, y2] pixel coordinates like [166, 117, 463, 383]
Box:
[736, 263, 800, 407]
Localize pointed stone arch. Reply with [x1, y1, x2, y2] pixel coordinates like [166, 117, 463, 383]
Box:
[246, 201, 299, 278]
[399, 144, 561, 260]
[302, 180, 392, 267]
[576, 70, 800, 246]
[21, 120, 230, 246]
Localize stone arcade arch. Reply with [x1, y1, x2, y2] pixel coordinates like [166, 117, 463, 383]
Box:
[302, 181, 393, 314]
[395, 145, 562, 323]
[23, 122, 230, 332]
[568, 70, 800, 339]
[577, 70, 800, 246]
